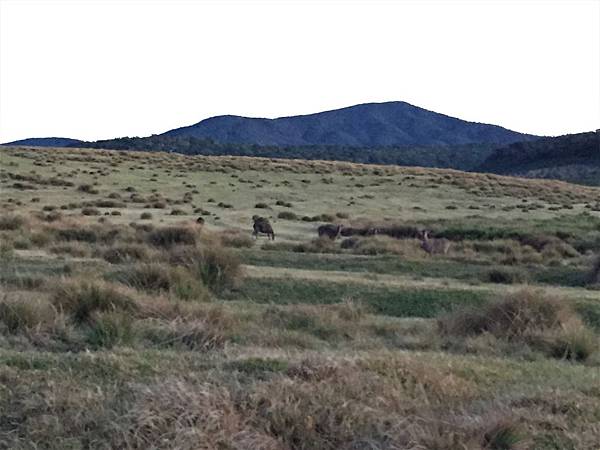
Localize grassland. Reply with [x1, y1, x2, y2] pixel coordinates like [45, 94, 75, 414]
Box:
[1, 146, 600, 449]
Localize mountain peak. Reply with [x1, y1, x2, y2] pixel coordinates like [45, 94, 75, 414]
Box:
[162, 101, 535, 147]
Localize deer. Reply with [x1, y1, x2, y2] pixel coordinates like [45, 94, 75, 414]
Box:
[318, 223, 343, 240]
[419, 230, 450, 255]
[252, 215, 275, 240]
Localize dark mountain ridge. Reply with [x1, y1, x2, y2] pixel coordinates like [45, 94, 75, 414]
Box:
[161, 101, 536, 147]
[478, 131, 600, 186]
[3, 137, 83, 147]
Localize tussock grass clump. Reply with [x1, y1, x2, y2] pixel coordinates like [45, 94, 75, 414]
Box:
[0, 294, 60, 334]
[219, 230, 254, 248]
[51, 280, 139, 324]
[482, 420, 526, 450]
[147, 226, 197, 247]
[102, 244, 150, 264]
[0, 214, 27, 231]
[277, 211, 298, 220]
[77, 183, 99, 194]
[81, 207, 101, 216]
[109, 263, 211, 301]
[485, 267, 528, 284]
[439, 288, 598, 361]
[86, 311, 135, 349]
[142, 318, 228, 351]
[121, 379, 280, 449]
[49, 242, 92, 258]
[349, 235, 422, 257]
[167, 244, 242, 292]
[439, 289, 572, 338]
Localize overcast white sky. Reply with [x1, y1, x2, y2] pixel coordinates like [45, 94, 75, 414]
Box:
[0, 0, 598, 143]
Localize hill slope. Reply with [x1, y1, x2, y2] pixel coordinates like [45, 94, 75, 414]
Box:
[161, 101, 536, 147]
[2, 137, 83, 147]
[479, 131, 600, 186]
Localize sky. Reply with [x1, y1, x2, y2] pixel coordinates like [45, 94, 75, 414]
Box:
[0, 0, 598, 143]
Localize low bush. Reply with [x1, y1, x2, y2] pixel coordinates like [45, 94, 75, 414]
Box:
[51, 280, 138, 324]
[485, 267, 528, 284]
[167, 244, 242, 292]
[0, 294, 60, 334]
[147, 226, 197, 247]
[439, 288, 598, 361]
[81, 207, 101, 216]
[277, 211, 298, 220]
[109, 263, 210, 301]
[102, 244, 150, 264]
[219, 230, 254, 248]
[86, 311, 135, 349]
[0, 214, 26, 231]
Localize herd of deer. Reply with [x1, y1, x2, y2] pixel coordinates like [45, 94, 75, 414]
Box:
[249, 216, 451, 255]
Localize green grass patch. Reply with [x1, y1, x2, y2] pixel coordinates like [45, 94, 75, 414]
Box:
[225, 277, 489, 317]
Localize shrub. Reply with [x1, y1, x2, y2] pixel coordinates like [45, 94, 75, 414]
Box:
[482, 421, 526, 450]
[102, 244, 149, 264]
[142, 318, 227, 351]
[77, 184, 99, 194]
[140, 212, 153, 220]
[86, 311, 135, 349]
[549, 327, 598, 362]
[254, 202, 269, 209]
[94, 199, 126, 208]
[170, 209, 187, 216]
[219, 231, 254, 248]
[439, 289, 573, 339]
[167, 245, 242, 292]
[51, 280, 138, 324]
[0, 214, 26, 231]
[439, 288, 598, 361]
[485, 267, 528, 284]
[49, 243, 91, 258]
[110, 263, 210, 301]
[147, 226, 197, 247]
[81, 207, 101, 216]
[277, 211, 298, 220]
[0, 295, 60, 334]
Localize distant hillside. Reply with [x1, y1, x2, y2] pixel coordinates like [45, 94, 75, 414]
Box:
[75, 135, 497, 171]
[162, 101, 536, 147]
[2, 137, 83, 147]
[479, 132, 600, 186]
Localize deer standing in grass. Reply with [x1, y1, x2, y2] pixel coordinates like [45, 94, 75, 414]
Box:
[318, 224, 343, 240]
[252, 216, 275, 240]
[419, 230, 450, 255]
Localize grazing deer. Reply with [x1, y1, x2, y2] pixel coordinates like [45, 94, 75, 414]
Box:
[419, 230, 450, 255]
[318, 224, 343, 240]
[252, 216, 275, 240]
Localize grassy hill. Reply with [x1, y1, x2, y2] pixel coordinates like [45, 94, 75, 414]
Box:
[1, 146, 600, 448]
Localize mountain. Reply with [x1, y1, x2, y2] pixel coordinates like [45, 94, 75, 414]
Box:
[478, 131, 600, 186]
[2, 137, 83, 147]
[161, 101, 536, 147]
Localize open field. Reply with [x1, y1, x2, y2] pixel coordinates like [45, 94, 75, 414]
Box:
[1, 146, 600, 449]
